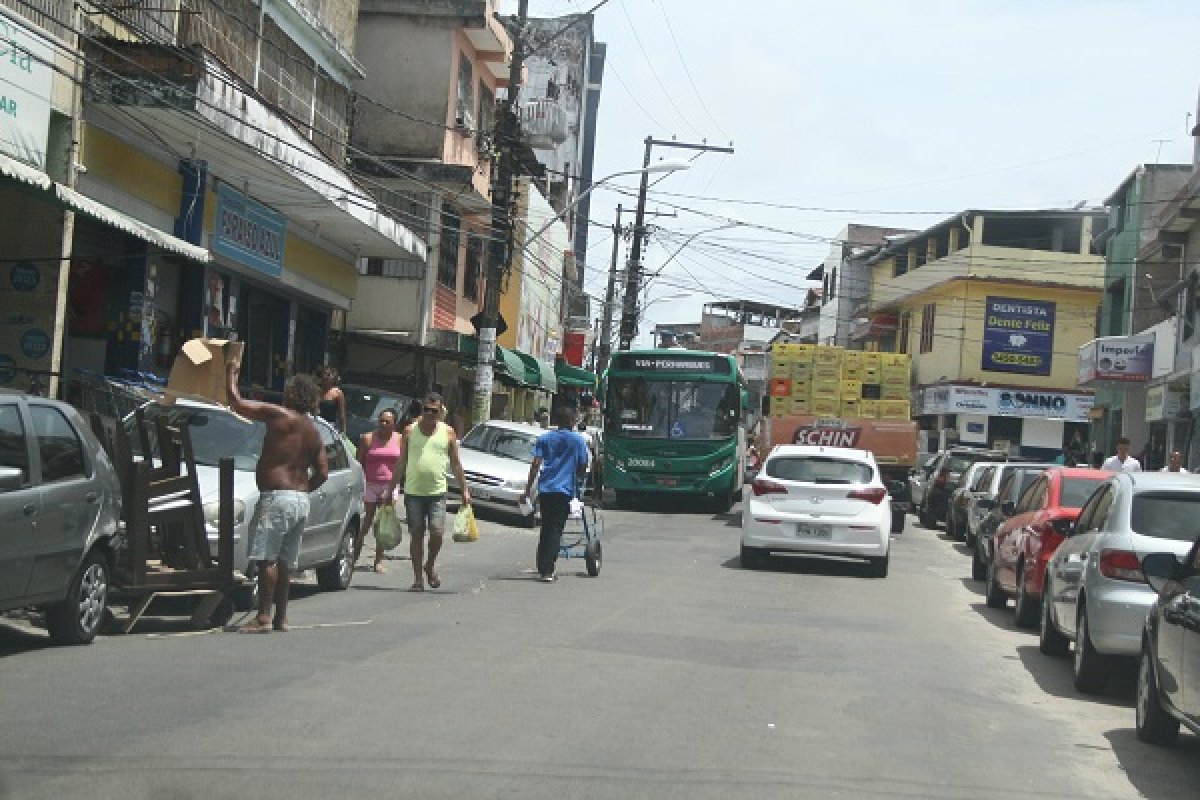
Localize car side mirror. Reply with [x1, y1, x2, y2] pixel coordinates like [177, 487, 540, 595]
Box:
[0, 465, 22, 491]
[1001, 500, 1015, 516]
[1141, 552, 1182, 594]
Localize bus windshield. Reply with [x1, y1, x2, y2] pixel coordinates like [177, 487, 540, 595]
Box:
[606, 378, 739, 440]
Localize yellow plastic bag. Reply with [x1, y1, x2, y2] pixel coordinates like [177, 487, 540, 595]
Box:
[453, 504, 479, 542]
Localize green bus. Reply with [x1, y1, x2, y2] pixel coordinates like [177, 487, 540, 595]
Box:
[601, 349, 748, 511]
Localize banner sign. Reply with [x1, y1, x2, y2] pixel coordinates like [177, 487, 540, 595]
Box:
[212, 182, 286, 277]
[1077, 335, 1154, 384]
[0, 13, 54, 167]
[922, 385, 1092, 422]
[981, 296, 1055, 376]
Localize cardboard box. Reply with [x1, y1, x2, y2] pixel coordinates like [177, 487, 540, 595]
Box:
[859, 399, 879, 418]
[768, 377, 792, 397]
[841, 380, 863, 399]
[811, 398, 840, 416]
[166, 338, 245, 406]
[812, 364, 841, 383]
[881, 384, 909, 400]
[879, 400, 912, 419]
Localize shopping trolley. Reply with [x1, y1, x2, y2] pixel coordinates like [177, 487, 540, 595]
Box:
[559, 480, 603, 576]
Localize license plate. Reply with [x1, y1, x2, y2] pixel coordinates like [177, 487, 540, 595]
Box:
[657, 478, 678, 487]
[795, 524, 832, 539]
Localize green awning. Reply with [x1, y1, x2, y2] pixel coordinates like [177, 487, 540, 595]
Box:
[554, 361, 597, 390]
[459, 338, 527, 386]
[515, 352, 557, 393]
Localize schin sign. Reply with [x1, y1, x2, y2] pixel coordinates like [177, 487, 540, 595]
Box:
[792, 426, 862, 447]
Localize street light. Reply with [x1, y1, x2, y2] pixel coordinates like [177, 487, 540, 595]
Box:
[522, 159, 690, 249]
[643, 221, 739, 288]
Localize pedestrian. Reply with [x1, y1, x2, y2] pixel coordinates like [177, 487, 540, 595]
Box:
[226, 361, 328, 633]
[316, 365, 347, 433]
[519, 405, 591, 583]
[1101, 436, 1142, 473]
[1160, 450, 1189, 473]
[402, 398, 424, 432]
[354, 408, 402, 572]
[387, 393, 471, 591]
[535, 407, 550, 429]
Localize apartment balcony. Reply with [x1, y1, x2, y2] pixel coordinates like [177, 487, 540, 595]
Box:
[520, 98, 568, 149]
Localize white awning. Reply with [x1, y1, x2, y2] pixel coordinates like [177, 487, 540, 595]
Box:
[0, 152, 52, 191]
[55, 185, 212, 264]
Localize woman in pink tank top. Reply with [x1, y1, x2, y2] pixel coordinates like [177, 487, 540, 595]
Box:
[354, 408, 403, 572]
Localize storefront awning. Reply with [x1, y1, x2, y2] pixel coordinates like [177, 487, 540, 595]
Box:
[515, 352, 556, 393]
[554, 361, 597, 390]
[0, 152, 52, 191]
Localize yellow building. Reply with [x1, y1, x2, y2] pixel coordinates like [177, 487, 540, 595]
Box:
[859, 210, 1106, 458]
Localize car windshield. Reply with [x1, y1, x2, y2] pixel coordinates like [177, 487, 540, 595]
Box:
[1130, 493, 1200, 541]
[126, 404, 265, 471]
[1061, 477, 1105, 508]
[946, 455, 975, 473]
[343, 386, 409, 421]
[461, 425, 539, 463]
[605, 378, 739, 440]
[767, 456, 873, 484]
[1000, 469, 1043, 501]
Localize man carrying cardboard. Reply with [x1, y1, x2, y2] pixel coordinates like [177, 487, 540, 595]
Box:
[226, 360, 329, 632]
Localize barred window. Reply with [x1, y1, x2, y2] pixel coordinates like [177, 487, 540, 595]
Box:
[438, 209, 461, 289]
[919, 303, 935, 353]
[463, 236, 483, 302]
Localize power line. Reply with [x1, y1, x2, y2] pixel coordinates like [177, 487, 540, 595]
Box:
[653, 0, 730, 143]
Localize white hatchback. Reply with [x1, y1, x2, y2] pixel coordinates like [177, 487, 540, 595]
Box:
[741, 445, 898, 578]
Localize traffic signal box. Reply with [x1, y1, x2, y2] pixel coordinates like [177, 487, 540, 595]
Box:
[769, 345, 911, 419]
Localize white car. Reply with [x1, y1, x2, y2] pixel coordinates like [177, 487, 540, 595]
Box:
[448, 420, 545, 525]
[741, 444, 901, 578]
[128, 400, 365, 606]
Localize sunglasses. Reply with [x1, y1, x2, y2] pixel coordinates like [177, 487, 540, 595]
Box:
[422, 406, 440, 414]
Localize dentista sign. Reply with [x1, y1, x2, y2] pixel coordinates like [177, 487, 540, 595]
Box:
[922, 385, 1092, 421]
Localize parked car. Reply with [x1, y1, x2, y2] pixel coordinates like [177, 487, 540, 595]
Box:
[945, 461, 1002, 540]
[447, 420, 545, 525]
[0, 392, 122, 644]
[128, 400, 365, 607]
[1041, 472, 1200, 694]
[985, 467, 1107, 628]
[971, 464, 1051, 581]
[907, 453, 938, 512]
[343, 384, 414, 443]
[740, 444, 902, 578]
[918, 448, 1008, 528]
[1136, 540, 1200, 745]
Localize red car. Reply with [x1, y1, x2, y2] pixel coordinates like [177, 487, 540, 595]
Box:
[985, 467, 1107, 628]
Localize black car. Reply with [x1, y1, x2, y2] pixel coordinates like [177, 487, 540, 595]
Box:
[917, 448, 1007, 528]
[342, 384, 414, 442]
[1138, 540, 1200, 745]
[970, 464, 1048, 580]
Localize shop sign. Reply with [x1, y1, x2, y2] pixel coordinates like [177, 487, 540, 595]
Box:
[212, 182, 286, 277]
[1077, 335, 1154, 384]
[1146, 384, 1184, 422]
[921, 385, 1092, 422]
[0, 261, 56, 387]
[981, 296, 1055, 376]
[0, 13, 54, 168]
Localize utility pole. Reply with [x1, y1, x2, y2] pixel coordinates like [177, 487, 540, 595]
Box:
[595, 204, 622, 375]
[474, 0, 528, 425]
[617, 137, 734, 351]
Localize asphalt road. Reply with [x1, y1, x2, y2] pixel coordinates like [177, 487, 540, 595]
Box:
[2, 502, 1200, 800]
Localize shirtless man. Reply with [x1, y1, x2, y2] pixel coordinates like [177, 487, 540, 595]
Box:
[227, 361, 328, 633]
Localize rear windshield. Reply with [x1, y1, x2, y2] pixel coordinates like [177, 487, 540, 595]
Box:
[1061, 477, 1104, 508]
[945, 455, 974, 473]
[767, 456, 873, 485]
[1130, 493, 1200, 542]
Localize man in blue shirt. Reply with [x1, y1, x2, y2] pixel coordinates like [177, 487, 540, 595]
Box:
[520, 405, 591, 582]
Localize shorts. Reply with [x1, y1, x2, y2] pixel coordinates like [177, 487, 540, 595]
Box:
[405, 494, 447, 537]
[364, 482, 391, 504]
[247, 490, 310, 569]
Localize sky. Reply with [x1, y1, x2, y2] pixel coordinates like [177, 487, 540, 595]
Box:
[511, 0, 1200, 348]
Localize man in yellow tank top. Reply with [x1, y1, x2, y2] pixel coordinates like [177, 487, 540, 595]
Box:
[387, 393, 470, 591]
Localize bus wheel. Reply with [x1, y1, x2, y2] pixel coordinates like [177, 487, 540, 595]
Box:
[614, 490, 632, 510]
[713, 491, 734, 514]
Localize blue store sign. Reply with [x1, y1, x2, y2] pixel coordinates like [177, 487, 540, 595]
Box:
[19, 328, 51, 360]
[981, 296, 1055, 376]
[9, 261, 39, 291]
[212, 182, 286, 277]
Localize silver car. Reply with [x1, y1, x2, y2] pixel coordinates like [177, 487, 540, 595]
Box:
[448, 420, 546, 525]
[0, 392, 122, 644]
[1041, 472, 1200, 694]
[907, 453, 937, 511]
[129, 400, 365, 606]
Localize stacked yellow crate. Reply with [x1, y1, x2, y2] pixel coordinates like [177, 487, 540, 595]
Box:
[878, 352, 912, 417]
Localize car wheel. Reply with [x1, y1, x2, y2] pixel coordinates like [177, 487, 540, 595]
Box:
[317, 521, 357, 591]
[740, 543, 767, 570]
[585, 539, 602, 577]
[890, 508, 905, 534]
[1073, 603, 1112, 694]
[712, 491, 734, 514]
[971, 540, 987, 581]
[918, 502, 934, 528]
[47, 550, 110, 646]
[866, 553, 889, 579]
[946, 511, 958, 539]
[984, 556, 1007, 609]
[1014, 563, 1039, 629]
[1039, 586, 1069, 657]
[1136, 641, 1180, 745]
[964, 528, 976, 548]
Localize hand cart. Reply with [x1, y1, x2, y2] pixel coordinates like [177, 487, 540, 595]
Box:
[558, 482, 604, 576]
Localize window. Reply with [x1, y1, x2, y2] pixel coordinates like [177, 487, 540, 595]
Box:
[605, 379, 739, 440]
[363, 258, 423, 279]
[0, 403, 29, 486]
[1061, 477, 1104, 509]
[464, 235, 483, 302]
[897, 313, 910, 354]
[971, 466, 993, 492]
[1017, 476, 1046, 513]
[478, 81, 495, 137]
[1077, 485, 1114, 533]
[767, 456, 874, 485]
[317, 424, 348, 472]
[30, 406, 86, 483]
[893, 251, 908, 277]
[461, 425, 539, 463]
[438, 209, 461, 289]
[919, 303, 935, 353]
[455, 53, 475, 128]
